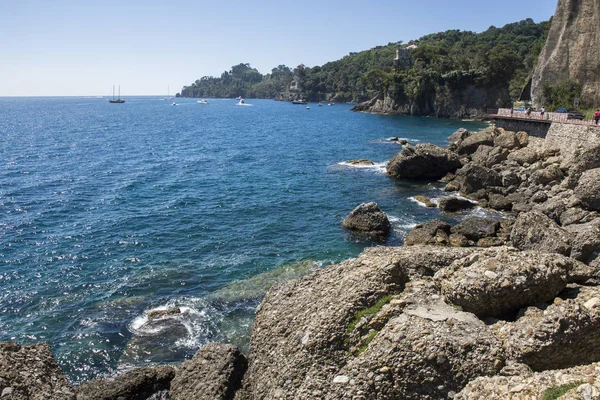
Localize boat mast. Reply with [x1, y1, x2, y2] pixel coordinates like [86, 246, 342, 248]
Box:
[118, 85, 121, 100]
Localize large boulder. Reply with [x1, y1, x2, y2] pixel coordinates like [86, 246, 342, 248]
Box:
[507, 147, 540, 165]
[456, 131, 494, 155]
[386, 143, 461, 179]
[567, 144, 600, 188]
[0, 342, 75, 400]
[342, 202, 391, 237]
[434, 248, 571, 318]
[450, 217, 501, 242]
[510, 211, 572, 256]
[75, 366, 175, 400]
[493, 130, 520, 150]
[403, 220, 450, 246]
[574, 168, 600, 212]
[448, 128, 471, 150]
[496, 285, 600, 371]
[455, 164, 502, 194]
[170, 343, 247, 400]
[437, 197, 476, 212]
[238, 246, 501, 399]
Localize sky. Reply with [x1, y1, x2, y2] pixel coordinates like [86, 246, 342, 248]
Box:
[0, 0, 557, 96]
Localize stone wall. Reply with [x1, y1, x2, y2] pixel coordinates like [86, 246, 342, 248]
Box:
[544, 122, 600, 162]
[493, 118, 551, 138]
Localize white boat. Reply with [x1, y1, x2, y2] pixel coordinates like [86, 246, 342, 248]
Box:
[238, 99, 245, 105]
[197, 99, 209, 104]
[306, 106, 311, 110]
[171, 102, 177, 106]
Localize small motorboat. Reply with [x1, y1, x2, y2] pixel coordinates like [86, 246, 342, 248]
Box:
[237, 99, 245, 105]
[171, 102, 177, 106]
[306, 106, 311, 110]
[292, 99, 307, 105]
[318, 103, 323, 107]
[197, 99, 209, 104]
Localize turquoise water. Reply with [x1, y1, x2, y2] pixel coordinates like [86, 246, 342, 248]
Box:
[0, 97, 485, 382]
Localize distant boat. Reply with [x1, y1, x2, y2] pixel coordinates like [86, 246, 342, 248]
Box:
[197, 99, 209, 104]
[292, 99, 307, 105]
[318, 102, 323, 107]
[306, 106, 311, 110]
[109, 85, 125, 103]
[238, 99, 245, 105]
[171, 101, 177, 106]
[164, 85, 173, 100]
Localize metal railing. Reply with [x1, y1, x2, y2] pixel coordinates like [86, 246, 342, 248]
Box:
[496, 108, 599, 126]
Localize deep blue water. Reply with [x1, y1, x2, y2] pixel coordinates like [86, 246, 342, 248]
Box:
[0, 96, 485, 382]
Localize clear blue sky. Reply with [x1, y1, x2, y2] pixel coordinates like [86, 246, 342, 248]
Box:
[0, 0, 556, 96]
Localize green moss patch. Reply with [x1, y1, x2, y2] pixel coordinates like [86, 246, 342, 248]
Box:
[542, 382, 582, 400]
[346, 294, 393, 335]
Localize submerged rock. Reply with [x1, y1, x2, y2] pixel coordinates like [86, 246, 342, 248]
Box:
[342, 202, 391, 238]
[347, 159, 375, 166]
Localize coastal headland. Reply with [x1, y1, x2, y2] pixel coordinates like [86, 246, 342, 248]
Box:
[4, 115, 600, 399]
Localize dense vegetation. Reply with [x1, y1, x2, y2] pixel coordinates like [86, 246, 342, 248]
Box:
[179, 18, 549, 106]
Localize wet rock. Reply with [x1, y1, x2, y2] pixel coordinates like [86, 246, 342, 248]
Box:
[487, 194, 512, 211]
[435, 248, 571, 318]
[347, 159, 375, 166]
[437, 197, 475, 212]
[404, 220, 450, 246]
[510, 211, 572, 256]
[76, 366, 175, 400]
[574, 168, 600, 212]
[450, 218, 501, 242]
[342, 202, 391, 238]
[386, 143, 461, 179]
[456, 131, 493, 155]
[170, 343, 247, 400]
[0, 342, 75, 400]
[413, 195, 436, 208]
[496, 285, 600, 371]
[147, 307, 181, 321]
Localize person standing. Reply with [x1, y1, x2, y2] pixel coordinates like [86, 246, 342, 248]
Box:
[594, 109, 600, 125]
[540, 107, 546, 120]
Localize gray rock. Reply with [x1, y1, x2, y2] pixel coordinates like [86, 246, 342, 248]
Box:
[528, 164, 564, 186]
[494, 131, 520, 150]
[456, 131, 494, 155]
[507, 147, 540, 165]
[413, 195, 436, 208]
[75, 366, 175, 400]
[574, 168, 600, 212]
[560, 208, 599, 226]
[404, 220, 450, 246]
[325, 280, 505, 400]
[470, 145, 493, 165]
[487, 194, 513, 211]
[342, 202, 391, 237]
[515, 131, 529, 148]
[566, 144, 600, 188]
[434, 248, 571, 318]
[455, 164, 502, 194]
[451, 218, 501, 241]
[0, 342, 75, 400]
[348, 159, 375, 166]
[510, 211, 572, 256]
[386, 143, 462, 179]
[570, 225, 600, 265]
[437, 197, 476, 212]
[497, 285, 600, 371]
[448, 128, 471, 149]
[485, 147, 510, 168]
[170, 343, 246, 400]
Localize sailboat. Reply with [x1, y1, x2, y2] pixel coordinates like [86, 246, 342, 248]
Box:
[164, 85, 173, 100]
[109, 85, 125, 103]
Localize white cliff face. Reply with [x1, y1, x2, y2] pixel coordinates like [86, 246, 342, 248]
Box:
[531, 0, 600, 106]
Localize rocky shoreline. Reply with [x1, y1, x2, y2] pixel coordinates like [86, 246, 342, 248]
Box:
[4, 123, 600, 399]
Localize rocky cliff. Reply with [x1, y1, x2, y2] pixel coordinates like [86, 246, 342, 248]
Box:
[531, 0, 600, 106]
[352, 84, 509, 119]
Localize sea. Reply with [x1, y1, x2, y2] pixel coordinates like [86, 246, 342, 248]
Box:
[0, 96, 486, 383]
